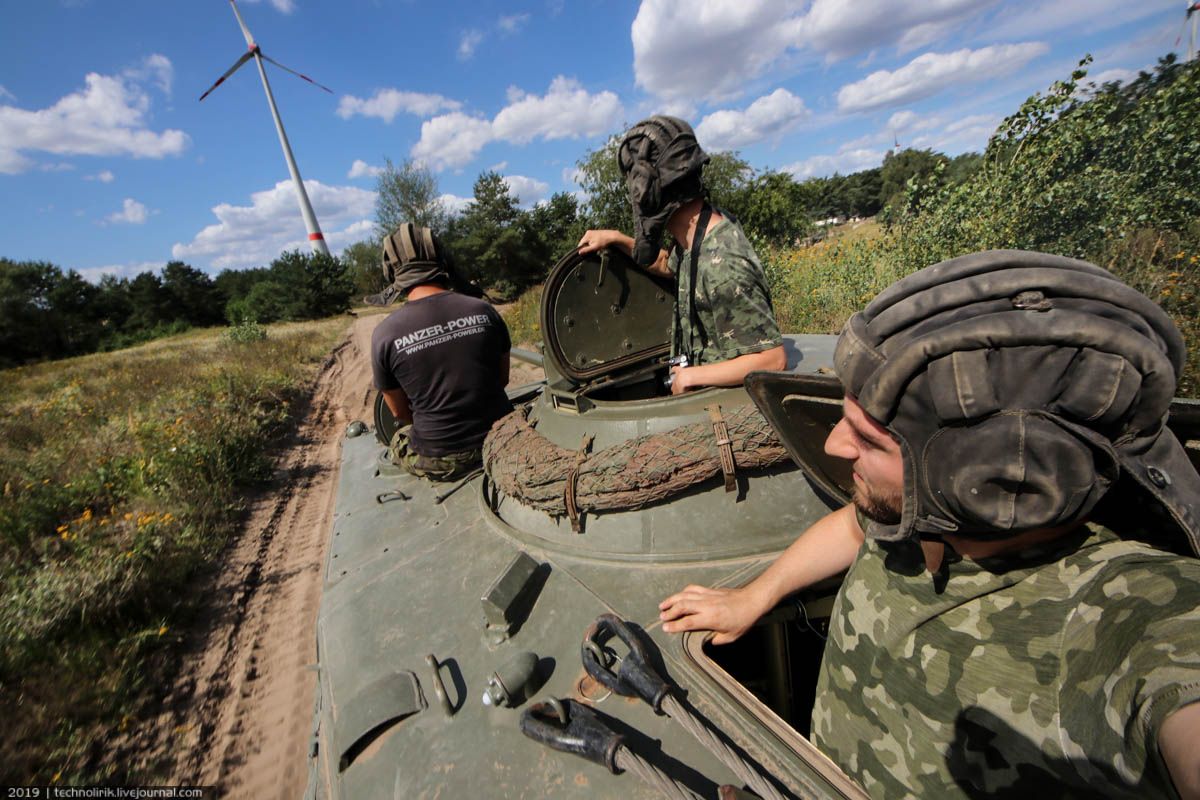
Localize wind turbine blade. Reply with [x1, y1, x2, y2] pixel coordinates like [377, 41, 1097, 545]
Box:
[228, 0, 256, 48]
[259, 52, 334, 94]
[198, 51, 255, 101]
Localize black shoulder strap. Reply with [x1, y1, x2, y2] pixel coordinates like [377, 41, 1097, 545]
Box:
[675, 204, 712, 361]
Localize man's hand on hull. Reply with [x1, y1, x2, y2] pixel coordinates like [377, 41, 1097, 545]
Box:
[658, 584, 765, 645]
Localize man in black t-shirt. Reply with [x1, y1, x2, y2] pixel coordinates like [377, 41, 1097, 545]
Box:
[370, 223, 513, 481]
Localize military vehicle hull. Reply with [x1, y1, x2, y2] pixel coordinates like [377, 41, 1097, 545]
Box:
[304, 324, 879, 799]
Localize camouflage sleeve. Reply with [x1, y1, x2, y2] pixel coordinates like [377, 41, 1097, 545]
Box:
[1059, 554, 1200, 791]
[700, 251, 783, 360]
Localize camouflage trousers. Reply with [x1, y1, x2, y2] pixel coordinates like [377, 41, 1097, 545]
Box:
[387, 425, 482, 482]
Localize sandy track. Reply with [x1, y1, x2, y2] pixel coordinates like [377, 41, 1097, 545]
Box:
[152, 313, 541, 797]
[156, 315, 379, 798]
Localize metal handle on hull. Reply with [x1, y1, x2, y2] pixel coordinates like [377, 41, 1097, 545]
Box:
[425, 654, 453, 717]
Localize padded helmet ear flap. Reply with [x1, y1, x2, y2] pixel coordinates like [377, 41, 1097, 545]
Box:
[922, 412, 1119, 534]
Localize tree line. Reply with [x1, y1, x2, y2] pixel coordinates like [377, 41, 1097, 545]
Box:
[0, 252, 352, 368]
[1, 103, 1006, 369]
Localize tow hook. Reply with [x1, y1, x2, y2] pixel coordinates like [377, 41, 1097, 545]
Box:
[519, 698, 623, 774]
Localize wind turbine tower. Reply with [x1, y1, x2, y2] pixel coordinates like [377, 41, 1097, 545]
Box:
[1189, 2, 1200, 61]
[200, 0, 332, 256]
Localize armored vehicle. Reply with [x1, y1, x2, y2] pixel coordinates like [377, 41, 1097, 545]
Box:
[305, 248, 1200, 799]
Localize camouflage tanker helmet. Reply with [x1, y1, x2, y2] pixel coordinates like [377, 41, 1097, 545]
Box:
[617, 115, 709, 267]
[381, 222, 451, 294]
[834, 249, 1200, 555]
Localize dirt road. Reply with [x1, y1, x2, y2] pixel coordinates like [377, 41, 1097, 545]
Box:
[157, 314, 541, 798]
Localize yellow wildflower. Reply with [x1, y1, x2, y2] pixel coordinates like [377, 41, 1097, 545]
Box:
[158, 625, 168, 636]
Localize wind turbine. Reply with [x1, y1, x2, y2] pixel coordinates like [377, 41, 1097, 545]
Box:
[1189, 1, 1200, 61]
[200, 0, 333, 256]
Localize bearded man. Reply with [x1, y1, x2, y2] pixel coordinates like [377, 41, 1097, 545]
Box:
[660, 251, 1200, 798]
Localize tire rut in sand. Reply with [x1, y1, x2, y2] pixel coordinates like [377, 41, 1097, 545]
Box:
[154, 317, 381, 798]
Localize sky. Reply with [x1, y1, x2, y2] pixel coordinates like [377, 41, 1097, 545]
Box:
[0, 0, 1190, 281]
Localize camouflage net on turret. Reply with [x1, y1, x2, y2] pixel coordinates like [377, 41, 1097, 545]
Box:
[482, 404, 790, 514]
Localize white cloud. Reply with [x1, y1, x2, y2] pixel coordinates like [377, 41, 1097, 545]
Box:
[491, 76, 623, 144]
[836, 43, 1049, 113]
[0, 85, 14, 102]
[336, 89, 461, 122]
[886, 110, 922, 134]
[988, 0, 1173, 40]
[799, 0, 993, 59]
[107, 198, 150, 225]
[782, 148, 885, 180]
[1088, 67, 1139, 87]
[561, 166, 584, 186]
[498, 13, 530, 33]
[40, 162, 75, 172]
[632, 0, 805, 102]
[630, 0, 1001, 102]
[348, 159, 384, 179]
[438, 193, 474, 216]
[696, 89, 809, 151]
[489, 161, 509, 172]
[458, 29, 484, 60]
[502, 174, 550, 206]
[413, 77, 622, 171]
[244, 0, 295, 14]
[0, 63, 189, 175]
[171, 180, 376, 269]
[910, 113, 1000, 154]
[85, 170, 116, 183]
[411, 112, 495, 171]
[123, 54, 173, 97]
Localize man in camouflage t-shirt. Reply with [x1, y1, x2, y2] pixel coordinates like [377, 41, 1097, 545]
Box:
[661, 251, 1200, 798]
[578, 116, 784, 394]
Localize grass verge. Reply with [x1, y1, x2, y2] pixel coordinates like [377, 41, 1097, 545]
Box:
[0, 316, 349, 784]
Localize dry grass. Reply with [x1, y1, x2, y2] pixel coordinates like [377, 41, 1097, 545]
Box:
[0, 316, 348, 784]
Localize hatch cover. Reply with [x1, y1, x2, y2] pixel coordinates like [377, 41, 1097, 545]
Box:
[541, 247, 674, 384]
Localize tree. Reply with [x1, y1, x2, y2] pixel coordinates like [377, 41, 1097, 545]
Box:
[123, 271, 173, 334]
[47, 269, 102, 357]
[342, 238, 386, 300]
[446, 171, 541, 298]
[161, 261, 223, 327]
[268, 250, 355, 319]
[880, 148, 948, 211]
[575, 134, 631, 232]
[375, 158, 447, 236]
[226, 281, 288, 324]
[727, 171, 812, 245]
[525, 191, 581, 270]
[574, 130, 753, 232]
[0, 259, 60, 366]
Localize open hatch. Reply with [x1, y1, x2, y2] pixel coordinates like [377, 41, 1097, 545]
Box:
[540, 247, 677, 408]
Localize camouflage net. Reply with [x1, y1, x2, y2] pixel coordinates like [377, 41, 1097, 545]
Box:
[482, 404, 790, 515]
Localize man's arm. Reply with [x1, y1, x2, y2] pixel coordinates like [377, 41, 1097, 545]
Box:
[381, 387, 412, 426]
[1161, 702, 1200, 799]
[577, 230, 672, 277]
[659, 504, 864, 644]
[669, 345, 786, 396]
[500, 350, 511, 387]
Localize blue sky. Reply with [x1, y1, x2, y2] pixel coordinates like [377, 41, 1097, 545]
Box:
[0, 0, 1188, 280]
